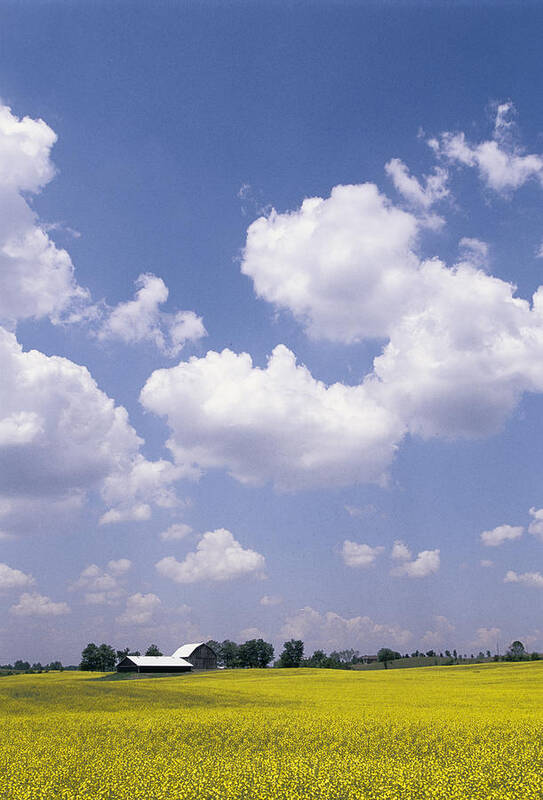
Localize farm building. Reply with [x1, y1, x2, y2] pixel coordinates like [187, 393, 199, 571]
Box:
[171, 642, 217, 670]
[116, 656, 193, 673]
[116, 642, 217, 673]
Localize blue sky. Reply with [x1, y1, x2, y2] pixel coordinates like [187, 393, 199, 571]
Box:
[1, 1, 543, 664]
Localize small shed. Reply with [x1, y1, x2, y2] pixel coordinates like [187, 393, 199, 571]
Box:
[116, 655, 193, 673]
[171, 642, 217, 670]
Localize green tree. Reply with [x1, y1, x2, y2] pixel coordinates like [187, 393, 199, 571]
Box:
[145, 644, 163, 656]
[237, 639, 274, 668]
[97, 644, 117, 671]
[279, 639, 304, 668]
[507, 640, 526, 661]
[80, 643, 100, 671]
[377, 648, 401, 669]
[256, 640, 274, 668]
[220, 640, 240, 668]
[308, 649, 327, 667]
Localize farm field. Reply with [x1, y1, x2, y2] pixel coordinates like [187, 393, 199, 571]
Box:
[1, 662, 542, 799]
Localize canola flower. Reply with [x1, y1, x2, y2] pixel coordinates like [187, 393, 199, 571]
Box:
[1, 662, 542, 799]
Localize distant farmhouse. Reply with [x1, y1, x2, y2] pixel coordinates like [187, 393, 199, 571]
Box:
[117, 642, 217, 674]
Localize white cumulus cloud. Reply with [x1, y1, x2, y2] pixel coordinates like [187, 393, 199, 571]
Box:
[98, 273, 206, 357]
[433, 102, 543, 194]
[385, 157, 448, 211]
[480, 524, 523, 547]
[341, 541, 384, 568]
[156, 528, 265, 584]
[116, 592, 161, 625]
[528, 507, 543, 541]
[504, 570, 543, 589]
[422, 615, 455, 648]
[391, 540, 412, 561]
[241, 182, 420, 343]
[160, 522, 192, 541]
[391, 549, 440, 578]
[71, 559, 132, 605]
[10, 592, 70, 616]
[140, 344, 404, 490]
[281, 606, 411, 652]
[0, 104, 89, 327]
[0, 562, 34, 591]
[0, 327, 180, 534]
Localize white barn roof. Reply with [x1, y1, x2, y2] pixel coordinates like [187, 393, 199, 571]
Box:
[125, 656, 193, 668]
[171, 642, 205, 659]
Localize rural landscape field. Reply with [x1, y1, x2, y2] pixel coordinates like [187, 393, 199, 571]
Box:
[1, 662, 542, 800]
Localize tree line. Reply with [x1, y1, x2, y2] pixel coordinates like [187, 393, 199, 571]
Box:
[3, 637, 538, 676]
[0, 660, 65, 674]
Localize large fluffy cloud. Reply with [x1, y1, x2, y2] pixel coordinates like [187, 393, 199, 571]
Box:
[242, 183, 420, 342]
[156, 528, 265, 583]
[141, 344, 404, 489]
[0, 327, 180, 533]
[142, 251, 543, 487]
[0, 104, 88, 326]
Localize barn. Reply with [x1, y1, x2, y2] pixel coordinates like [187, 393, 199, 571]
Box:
[116, 642, 217, 673]
[116, 655, 193, 673]
[171, 642, 217, 670]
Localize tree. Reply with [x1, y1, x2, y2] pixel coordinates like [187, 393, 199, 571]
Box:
[279, 639, 304, 668]
[506, 640, 526, 661]
[80, 642, 116, 671]
[425, 650, 436, 658]
[309, 649, 327, 667]
[145, 644, 163, 656]
[377, 648, 401, 669]
[47, 661, 63, 671]
[80, 643, 100, 671]
[220, 640, 240, 668]
[98, 644, 116, 671]
[14, 660, 30, 671]
[238, 639, 274, 668]
[255, 640, 274, 668]
[336, 649, 359, 664]
[445, 650, 451, 658]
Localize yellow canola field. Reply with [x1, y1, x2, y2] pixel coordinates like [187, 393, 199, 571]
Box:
[1, 662, 543, 800]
